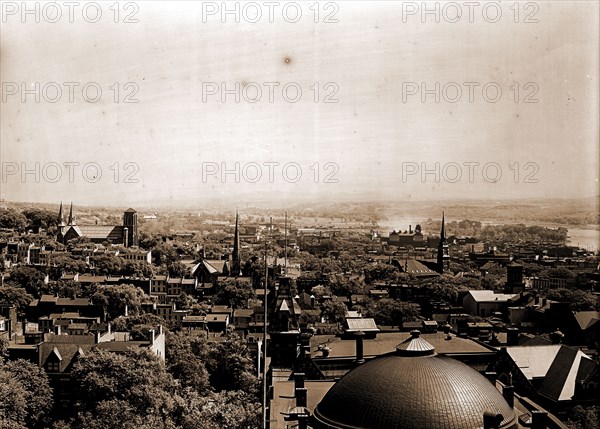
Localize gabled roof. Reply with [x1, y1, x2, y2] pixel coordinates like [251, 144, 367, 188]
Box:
[466, 290, 516, 303]
[233, 309, 254, 318]
[401, 259, 440, 277]
[539, 347, 595, 401]
[77, 225, 123, 240]
[574, 311, 600, 330]
[195, 259, 228, 275]
[39, 342, 93, 372]
[506, 345, 595, 402]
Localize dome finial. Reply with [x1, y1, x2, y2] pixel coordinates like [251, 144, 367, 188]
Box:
[396, 330, 435, 356]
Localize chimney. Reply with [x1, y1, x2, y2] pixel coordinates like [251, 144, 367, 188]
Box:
[123, 227, 129, 247]
[294, 372, 305, 388]
[149, 329, 155, 345]
[507, 327, 519, 346]
[310, 295, 315, 307]
[483, 412, 503, 429]
[295, 373, 307, 407]
[502, 385, 515, 408]
[94, 330, 101, 344]
[54, 325, 61, 335]
[531, 410, 548, 429]
[354, 331, 365, 365]
[409, 225, 412, 234]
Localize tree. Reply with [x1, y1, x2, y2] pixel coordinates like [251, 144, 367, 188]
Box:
[364, 298, 419, 326]
[363, 263, 400, 284]
[165, 333, 212, 395]
[91, 284, 147, 319]
[546, 288, 598, 311]
[167, 261, 190, 278]
[152, 242, 178, 266]
[90, 255, 124, 275]
[110, 313, 168, 340]
[0, 359, 53, 429]
[122, 260, 154, 278]
[320, 300, 347, 324]
[0, 286, 33, 317]
[0, 208, 27, 230]
[22, 208, 57, 232]
[203, 332, 259, 394]
[71, 348, 178, 427]
[6, 266, 47, 297]
[178, 389, 261, 429]
[215, 278, 256, 309]
[47, 255, 88, 278]
[566, 405, 599, 429]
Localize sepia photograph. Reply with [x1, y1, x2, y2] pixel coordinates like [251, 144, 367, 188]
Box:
[0, 1, 599, 428]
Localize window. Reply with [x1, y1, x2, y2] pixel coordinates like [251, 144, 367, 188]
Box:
[47, 361, 60, 372]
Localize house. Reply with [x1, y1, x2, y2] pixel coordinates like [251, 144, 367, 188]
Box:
[118, 248, 152, 264]
[205, 313, 229, 332]
[462, 290, 517, 318]
[232, 308, 254, 330]
[192, 259, 230, 283]
[181, 315, 207, 332]
[27, 295, 104, 321]
[140, 302, 189, 328]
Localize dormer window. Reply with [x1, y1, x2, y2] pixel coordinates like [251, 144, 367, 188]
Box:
[47, 361, 60, 372]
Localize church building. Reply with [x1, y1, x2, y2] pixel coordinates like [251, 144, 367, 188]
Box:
[56, 202, 138, 247]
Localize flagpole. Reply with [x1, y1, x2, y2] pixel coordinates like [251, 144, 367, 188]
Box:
[263, 240, 268, 429]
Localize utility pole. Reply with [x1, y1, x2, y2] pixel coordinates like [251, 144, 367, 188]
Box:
[284, 211, 288, 276]
[263, 240, 268, 429]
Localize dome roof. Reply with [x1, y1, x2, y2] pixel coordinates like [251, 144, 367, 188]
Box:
[313, 333, 517, 429]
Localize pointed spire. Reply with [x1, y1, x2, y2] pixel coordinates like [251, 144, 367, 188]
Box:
[57, 202, 65, 227]
[437, 211, 448, 273]
[440, 211, 446, 242]
[68, 202, 75, 226]
[232, 210, 241, 276]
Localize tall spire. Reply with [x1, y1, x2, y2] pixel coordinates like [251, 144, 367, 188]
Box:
[440, 211, 446, 242]
[57, 202, 65, 227]
[232, 210, 241, 276]
[68, 202, 75, 226]
[437, 211, 449, 273]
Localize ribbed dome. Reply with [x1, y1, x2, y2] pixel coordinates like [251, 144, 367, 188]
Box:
[313, 350, 517, 429]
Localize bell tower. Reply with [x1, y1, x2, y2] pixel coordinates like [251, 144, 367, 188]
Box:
[123, 208, 138, 247]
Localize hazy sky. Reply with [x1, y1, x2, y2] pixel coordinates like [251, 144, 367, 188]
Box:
[1, 1, 598, 207]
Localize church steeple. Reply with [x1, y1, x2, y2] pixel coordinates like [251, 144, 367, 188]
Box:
[57, 202, 65, 227]
[437, 211, 449, 273]
[68, 202, 76, 226]
[232, 211, 241, 276]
